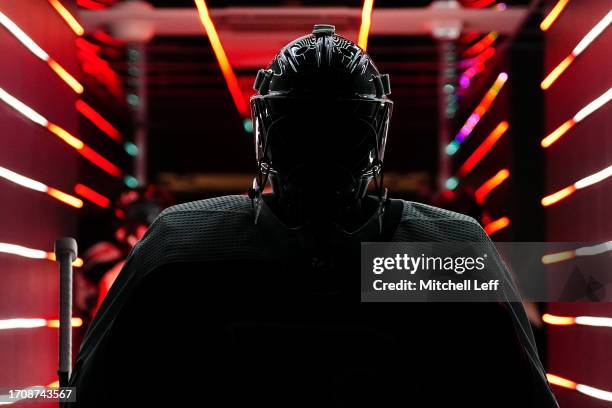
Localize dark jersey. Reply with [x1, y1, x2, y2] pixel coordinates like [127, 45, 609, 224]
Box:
[68, 195, 558, 407]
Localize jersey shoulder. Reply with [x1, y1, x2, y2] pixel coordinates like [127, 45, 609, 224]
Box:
[393, 200, 487, 242]
[131, 195, 263, 266]
[159, 194, 252, 217]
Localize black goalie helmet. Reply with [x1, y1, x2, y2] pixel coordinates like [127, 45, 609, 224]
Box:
[250, 24, 393, 205]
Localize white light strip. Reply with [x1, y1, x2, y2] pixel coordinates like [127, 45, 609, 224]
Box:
[574, 87, 612, 122]
[574, 316, 612, 328]
[0, 243, 47, 259]
[0, 87, 48, 126]
[576, 384, 612, 402]
[575, 164, 612, 189]
[0, 318, 47, 330]
[573, 10, 612, 56]
[0, 11, 49, 61]
[575, 241, 612, 256]
[0, 166, 47, 192]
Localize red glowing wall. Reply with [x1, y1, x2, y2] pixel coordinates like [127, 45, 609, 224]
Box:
[543, 1, 612, 407]
[0, 0, 80, 389]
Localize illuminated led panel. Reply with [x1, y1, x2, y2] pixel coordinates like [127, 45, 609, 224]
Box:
[541, 10, 612, 89]
[540, 0, 570, 31]
[0, 317, 82, 330]
[541, 241, 612, 264]
[194, 0, 248, 117]
[358, 0, 374, 50]
[547, 373, 612, 402]
[542, 164, 612, 206]
[0, 165, 82, 208]
[0, 87, 125, 179]
[74, 183, 111, 208]
[0, 242, 83, 266]
[0, 11, 83, 93]
[48, 0, 84, 36]
[446, 73, 508, 155]
[483, 216, 510, 236]
[541, 87, 612, 147]
[475, 168, 509, 204]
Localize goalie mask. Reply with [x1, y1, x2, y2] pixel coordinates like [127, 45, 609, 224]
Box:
[250, 24, 393, 224]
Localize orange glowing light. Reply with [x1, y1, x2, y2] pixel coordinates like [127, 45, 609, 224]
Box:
[483, 216, 510, 235]
[46, 317, 83, 328]
[547, 373, 577, 390]
[541, 119, 576, 148]
[475, 168, 509, 204]
[540, 0, 570, 31]
[541, 250, 576, 264]
[47, 187, 83, 208]
[46, 252, 84, 267]
[47, 59, 84, 94]
[194, 0, 248, 117]
[541, 185, 576, 207]
[541, 54, 574, 90]
[358, 0, 375, 50]
[46, 123, 84, 150]
[542, 314, 576, 326]
[75, 183, 110, 208]
[48, 0, 84, 36]
[458, 121, 509, 177]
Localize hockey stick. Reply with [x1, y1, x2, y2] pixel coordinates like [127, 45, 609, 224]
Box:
[54, 237, 78, 388]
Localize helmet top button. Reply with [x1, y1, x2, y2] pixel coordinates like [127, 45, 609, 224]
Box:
[312, 24, 335, 36]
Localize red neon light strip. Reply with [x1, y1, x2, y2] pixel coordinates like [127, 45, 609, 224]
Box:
[458, 121, 509, 177]
[75, 183, 110, 208]
[475, 168, 509, 204]
[463, 32, 498, 57]
[448, 72, 508, 154]
[459, 46, 496, 69]
[92, 30, 123, 46]
[358, 0, 375, 51]
[76, 100, 122, 142]
[79, 145, 122, 177]
[194, 0, 249, 118]
[464, 0, 497, 8]
[483, 216, 510, 235]
[0, 87, 123, 178]
[77, 0, 108, 9]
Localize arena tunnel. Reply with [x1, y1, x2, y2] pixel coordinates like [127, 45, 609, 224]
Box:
[0, 1, 610, 406]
